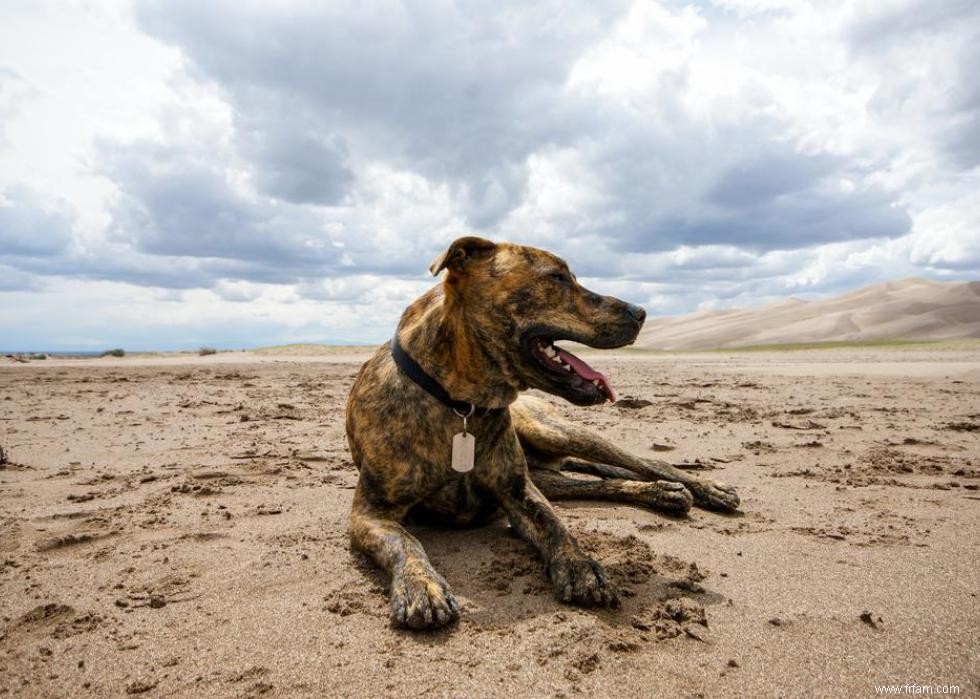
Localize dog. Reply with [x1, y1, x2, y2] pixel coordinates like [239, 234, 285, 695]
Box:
[346, 237, 739, 629]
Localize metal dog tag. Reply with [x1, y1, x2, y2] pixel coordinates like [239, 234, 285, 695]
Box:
[452, 432, 475, 472]
[451, 405, 476, 473]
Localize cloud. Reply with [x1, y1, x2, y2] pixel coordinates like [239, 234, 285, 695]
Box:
[79, 71, 514, 284]
[212, 280, 267, 303]
[134, 0, 632, 230]
[0, 186, 75, 257]
[941, 38, 980, 170]
[845, 0, 977, 48]
[579, 124, 911, 254]
[844, 0, 980, 172]
[906, 188, 980, 271]
[127, 0, 921, 263]
[0, 262, 41, 291]
[51, 0, 945, 271]
[236, 108, 354, 206]
[0, 67, 35, 148]
[0, 0, 977, 348]
[498, 6, 918, 261]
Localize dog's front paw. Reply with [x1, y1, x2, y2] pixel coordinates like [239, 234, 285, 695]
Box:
[548, 554, 619, 608]
[390, 569, 460, 630]
[689, 479, 740, 512]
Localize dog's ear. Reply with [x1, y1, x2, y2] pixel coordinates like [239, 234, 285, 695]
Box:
[428, 236, 497, 276]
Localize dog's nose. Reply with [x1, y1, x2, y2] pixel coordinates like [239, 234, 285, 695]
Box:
[627, 304, 646, 324]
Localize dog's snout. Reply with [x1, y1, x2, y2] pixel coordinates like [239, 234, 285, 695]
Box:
[626, 304, 646, 325]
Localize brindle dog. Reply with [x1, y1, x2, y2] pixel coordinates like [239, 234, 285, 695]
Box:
[346, 237, 739, 630]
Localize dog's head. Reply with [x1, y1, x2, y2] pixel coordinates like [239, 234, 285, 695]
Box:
[429, 236, 645, 406]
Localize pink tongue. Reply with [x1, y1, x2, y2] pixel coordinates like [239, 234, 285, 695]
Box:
[556, 347, 616, 403]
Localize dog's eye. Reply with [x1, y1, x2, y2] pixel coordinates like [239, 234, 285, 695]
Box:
[549, 272, 571, 286]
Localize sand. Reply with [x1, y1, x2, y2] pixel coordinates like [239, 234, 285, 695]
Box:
[637, 278, 980, 350]
[1, 348, 978, 697]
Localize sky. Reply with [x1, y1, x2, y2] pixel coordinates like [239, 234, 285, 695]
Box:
[0, 0, 978, 350]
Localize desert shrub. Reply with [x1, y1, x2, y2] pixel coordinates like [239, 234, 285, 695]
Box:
[198, 347, 218, 356]
[100, 348, 125, 357]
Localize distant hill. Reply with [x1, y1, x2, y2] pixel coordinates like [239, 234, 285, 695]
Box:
[636, 278, 980, 350]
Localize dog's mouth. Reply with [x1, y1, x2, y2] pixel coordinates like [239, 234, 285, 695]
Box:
[526, 337, 616, 404]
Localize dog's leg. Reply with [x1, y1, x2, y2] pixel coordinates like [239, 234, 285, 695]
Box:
[561, 458, 728, 504]
[494, 475, 619, 607]
[530, 467, 692, 514]
[561, 460, 640, 480]
[514, 400, 739, 512]
[349, 486, 459, 630]
[568, 441, 738, 512]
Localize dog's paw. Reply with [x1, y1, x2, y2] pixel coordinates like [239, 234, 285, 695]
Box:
[689, 479, 740, 512]
[389, 569, 460, 630]
[641, 481, 693, 514]
[548, 555, 620, 608]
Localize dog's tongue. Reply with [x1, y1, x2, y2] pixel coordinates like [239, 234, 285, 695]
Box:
[556, 347, 616, 403]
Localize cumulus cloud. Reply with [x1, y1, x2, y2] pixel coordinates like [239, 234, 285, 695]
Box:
[0, 186, 76, 257]
[844, 0, 980, 172]
[131, 0, 915, 257]
[99, 137, 343, 266]
[236, 108, 354, 206]
[134, 0, 630, 229]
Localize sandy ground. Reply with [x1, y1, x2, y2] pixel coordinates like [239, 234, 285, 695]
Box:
[1, 348, 978, 698]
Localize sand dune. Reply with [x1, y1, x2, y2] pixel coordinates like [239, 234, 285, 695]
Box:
[637, 277, 980, 350]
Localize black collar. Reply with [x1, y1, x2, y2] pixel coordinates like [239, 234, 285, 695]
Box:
[390, 334, 502, 417]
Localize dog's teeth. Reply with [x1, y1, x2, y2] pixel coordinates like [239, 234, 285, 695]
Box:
[592, 379, 600, 386]
[545, 346, 557, 358]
